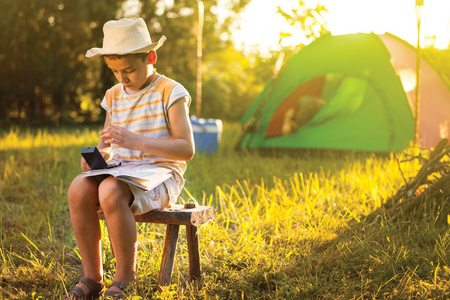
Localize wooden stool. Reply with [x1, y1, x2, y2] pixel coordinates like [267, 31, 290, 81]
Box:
[98, 204, 214, 290]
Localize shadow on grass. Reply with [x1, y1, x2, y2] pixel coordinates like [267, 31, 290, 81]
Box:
[234, 208, 450, 299]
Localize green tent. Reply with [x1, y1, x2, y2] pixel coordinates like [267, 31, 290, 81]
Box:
[238, 33, 450, 152]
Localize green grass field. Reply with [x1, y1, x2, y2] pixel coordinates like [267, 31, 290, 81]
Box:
[1, 124, 449, 299]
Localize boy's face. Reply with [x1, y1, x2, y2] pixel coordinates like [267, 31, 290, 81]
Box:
[104, 54, 152, 94]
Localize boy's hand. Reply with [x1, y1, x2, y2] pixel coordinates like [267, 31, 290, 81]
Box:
[80, 157, 91, 172]
[99, 150, 110, 161]
[80, 149, 110, 172]
[100, 125, 140, 150]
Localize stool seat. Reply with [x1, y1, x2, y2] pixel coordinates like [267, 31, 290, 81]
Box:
[133, 204, 214, 226]
[98, 204, 214, 290]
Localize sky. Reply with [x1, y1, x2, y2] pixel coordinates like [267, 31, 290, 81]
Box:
[232, 0, 450, 54]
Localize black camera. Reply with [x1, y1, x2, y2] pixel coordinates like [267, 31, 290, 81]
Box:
[81, 147, 109, 170]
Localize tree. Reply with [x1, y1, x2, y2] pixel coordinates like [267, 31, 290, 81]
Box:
[138, 0, 254, 119]
[277, 1, 329, 49]
[0, 0, 335, 125]
[0, 0, 124, 126]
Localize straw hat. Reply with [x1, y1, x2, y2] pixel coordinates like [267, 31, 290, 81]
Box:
[85, 18, 166, 58]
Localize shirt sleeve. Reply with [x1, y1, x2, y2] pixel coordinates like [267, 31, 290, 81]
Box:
[101, 96, 107, 111]
[168, 84, 191, 108]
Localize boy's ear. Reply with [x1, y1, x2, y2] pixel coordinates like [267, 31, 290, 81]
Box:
[148, 51, 157, 64]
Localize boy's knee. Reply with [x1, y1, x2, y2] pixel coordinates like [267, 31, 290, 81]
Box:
[98, 177, 132, 213]
[68, 175, 98, 206]
[68, 175, 84, 199]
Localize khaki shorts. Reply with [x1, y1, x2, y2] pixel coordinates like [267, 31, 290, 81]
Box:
[129, 177, 182, 215]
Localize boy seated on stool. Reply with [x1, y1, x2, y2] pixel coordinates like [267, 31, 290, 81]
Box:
[65, 17, 194, 299]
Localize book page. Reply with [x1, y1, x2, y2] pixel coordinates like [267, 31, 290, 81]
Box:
[82, 162, 173, 191]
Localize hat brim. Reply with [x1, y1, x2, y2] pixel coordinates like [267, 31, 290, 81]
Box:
[85, 35, 166, 58]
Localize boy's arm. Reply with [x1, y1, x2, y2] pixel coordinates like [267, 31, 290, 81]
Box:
[98, 113, 113, 157]
[80, 113, 113, 171]
[163, 96, 195, 160]
[100, 96, 195, 161]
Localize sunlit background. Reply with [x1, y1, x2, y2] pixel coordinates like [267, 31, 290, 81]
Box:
[233, 0, 450, 54]
[2, 0, 449, 126]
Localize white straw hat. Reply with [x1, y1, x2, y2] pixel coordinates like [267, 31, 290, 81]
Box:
[85, 18, 166, 58]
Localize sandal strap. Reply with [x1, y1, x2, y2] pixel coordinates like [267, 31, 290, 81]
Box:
[65, 277, 103, 299]
[104, 281, 131, 299]
[110, 281, 129, 290]
[77, 277, 104, 292]
[67, 285, 86, 299]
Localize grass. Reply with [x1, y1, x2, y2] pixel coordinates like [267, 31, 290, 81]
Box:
[0, 123, 449, 299]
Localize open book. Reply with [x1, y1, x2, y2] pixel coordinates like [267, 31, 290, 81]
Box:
[82, 161, 172, 192]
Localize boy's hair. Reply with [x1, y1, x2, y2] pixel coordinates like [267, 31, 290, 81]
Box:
[104, 51, 151, 61]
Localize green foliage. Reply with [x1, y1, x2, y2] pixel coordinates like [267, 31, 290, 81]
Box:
[0, 0, 341, 126]
[1, 125, 450, 299]
[0, 0, 264, 126]
[277, 0, 329, 47]
[138, 0, 256, 120]
[1, 1, 449, 127]
[0, 0, 124, 126]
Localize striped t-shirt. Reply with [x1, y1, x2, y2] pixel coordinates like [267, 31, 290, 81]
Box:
[101, 75, 191, 179]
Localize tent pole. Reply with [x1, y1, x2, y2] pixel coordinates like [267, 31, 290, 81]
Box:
[196, 0, 204, 118]
[414, 0, 424, 146]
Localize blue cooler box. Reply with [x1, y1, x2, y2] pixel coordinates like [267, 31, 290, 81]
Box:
[190, 116, 223, 154]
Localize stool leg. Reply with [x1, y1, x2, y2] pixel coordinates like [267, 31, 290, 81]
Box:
[186, 225, 201, 280]
[158, 224, 180, 290]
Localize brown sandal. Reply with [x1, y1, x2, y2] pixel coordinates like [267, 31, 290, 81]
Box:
[64, 277, 104, 300]
[104, 281, 129, 299]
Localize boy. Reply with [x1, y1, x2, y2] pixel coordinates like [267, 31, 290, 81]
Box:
[65, 18, 194, 299]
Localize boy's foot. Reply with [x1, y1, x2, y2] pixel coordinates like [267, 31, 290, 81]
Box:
[63, 277, 104, 300]
[104, 281, 130, 300]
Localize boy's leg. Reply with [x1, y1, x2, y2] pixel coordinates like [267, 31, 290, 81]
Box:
[98, 177, 137, 287]
[67, 175, 103, 295]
